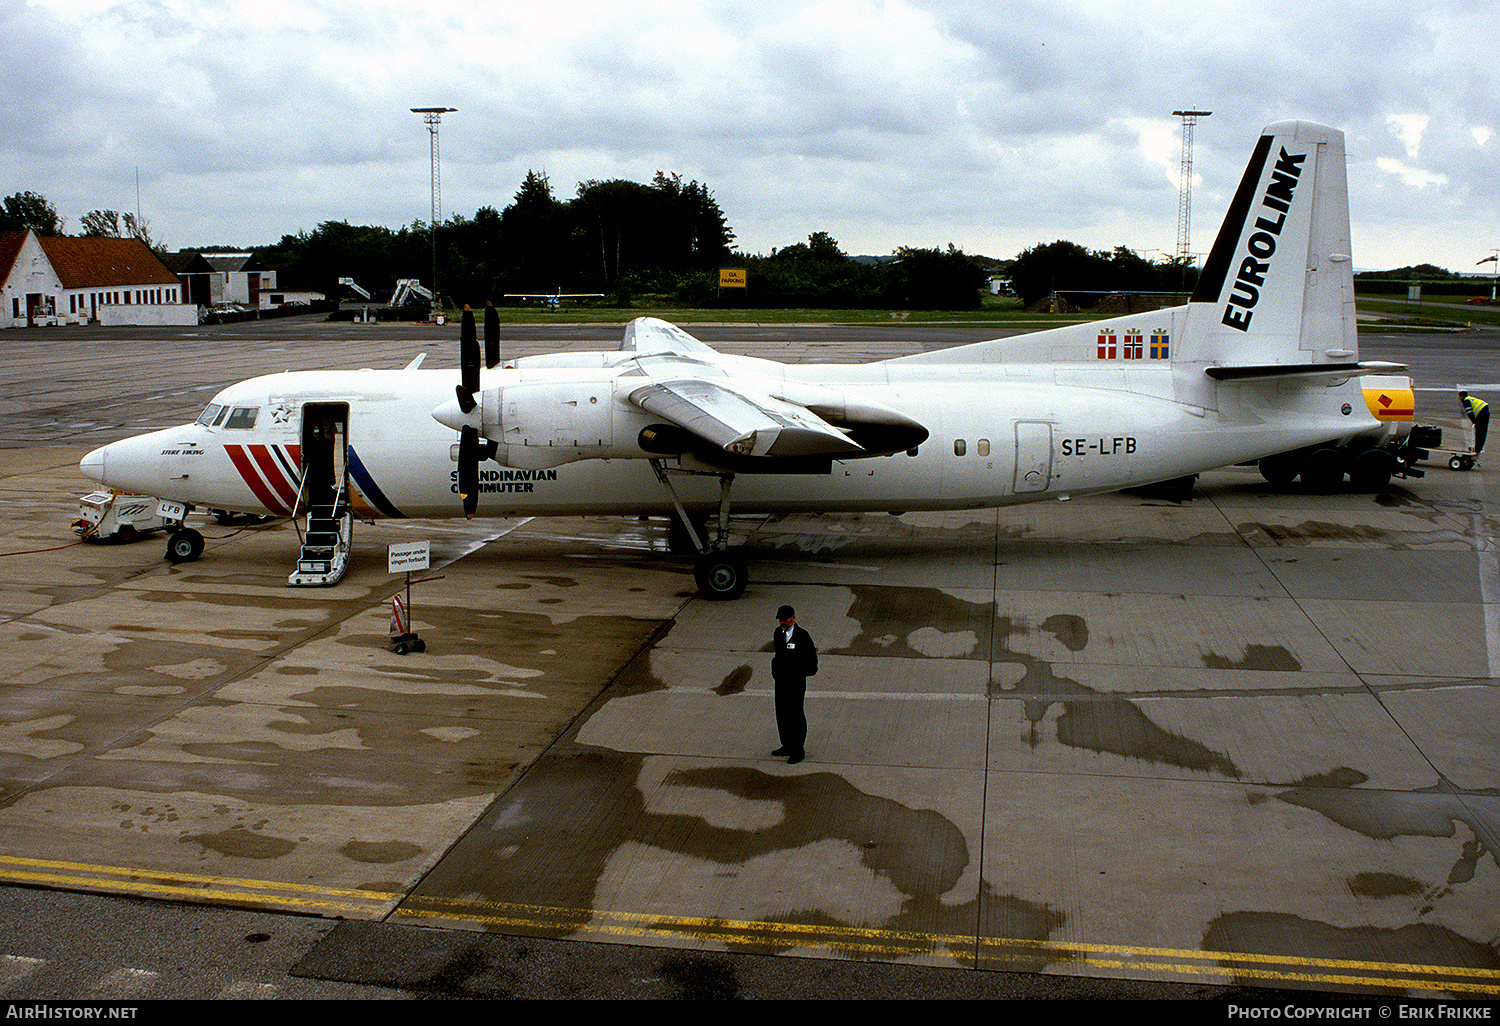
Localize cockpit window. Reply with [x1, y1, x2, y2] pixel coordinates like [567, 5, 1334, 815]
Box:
[224, 407, 258, 429]
[195, 404, 222, 426]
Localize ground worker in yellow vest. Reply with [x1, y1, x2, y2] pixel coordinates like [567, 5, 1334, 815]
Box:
[1459, 391, 1488, 456]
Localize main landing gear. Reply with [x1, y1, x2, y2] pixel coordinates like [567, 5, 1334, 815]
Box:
[1257, 443, 1414, 493]
[651, 460, 748, 600]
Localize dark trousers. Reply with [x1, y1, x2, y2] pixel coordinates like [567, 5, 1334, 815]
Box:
[774, 676, 807, 755]
[1474, 408, 1489, 455]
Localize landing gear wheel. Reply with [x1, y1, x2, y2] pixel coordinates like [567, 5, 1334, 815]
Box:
[694, 554, 748, 600]
[1258, 451, 1302, 485]
[1299, 448, 1345, 492]
[1349, 449, 1396, 492]
[1450, 455, 1464, 471]
[165, 527, 204, 563]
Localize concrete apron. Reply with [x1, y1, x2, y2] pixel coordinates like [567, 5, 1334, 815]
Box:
[1, 439, 1497, 997]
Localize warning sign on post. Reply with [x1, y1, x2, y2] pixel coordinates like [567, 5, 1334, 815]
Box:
[719, 268, 747, 288]
[388, 540, 430, 574]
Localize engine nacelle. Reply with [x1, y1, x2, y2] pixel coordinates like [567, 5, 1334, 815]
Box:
[478, 379, 655, 469]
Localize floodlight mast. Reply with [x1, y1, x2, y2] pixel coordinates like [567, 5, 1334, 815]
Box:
[412, 107, 457, 322]
[1172, 109, 1211, 291]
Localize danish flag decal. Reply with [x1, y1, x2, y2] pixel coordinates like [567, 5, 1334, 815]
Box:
[1096, 328, 1170, 360]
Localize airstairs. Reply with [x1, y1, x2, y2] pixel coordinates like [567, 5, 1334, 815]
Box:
[391, 279, 433, 306]
[288, 480, 352, 587]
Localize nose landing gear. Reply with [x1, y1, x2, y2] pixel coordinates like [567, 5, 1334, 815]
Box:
[165, 526, 204, 563]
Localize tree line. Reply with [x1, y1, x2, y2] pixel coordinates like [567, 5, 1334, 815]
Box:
[14, 184, 1480, 312]
[1, 191, 160, 248]
[4, 180, 990, 310]
[255, 172, 990, 310]
[1005, 240, 1200, 308]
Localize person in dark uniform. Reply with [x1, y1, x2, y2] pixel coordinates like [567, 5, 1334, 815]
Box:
[1460, 391, 1489, 456]
[771, 604, 817, 764]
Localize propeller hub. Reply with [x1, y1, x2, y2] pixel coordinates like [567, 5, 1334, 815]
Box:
[432, 396, 483, 433]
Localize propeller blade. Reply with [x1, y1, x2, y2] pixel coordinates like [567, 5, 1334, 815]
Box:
[484, 301, 499, 369]
[459, 425, 479, 518]
[457, 304, 479, 414]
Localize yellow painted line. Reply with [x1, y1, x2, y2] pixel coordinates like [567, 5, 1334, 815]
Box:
[394, 894, 1500, 996]
[980, 932, 1500, 981]
[0, 854, 396, 918]
[4, 854, 1494, 996]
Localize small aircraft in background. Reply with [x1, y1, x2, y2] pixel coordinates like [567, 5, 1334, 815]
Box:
[81, 120, 1423, 598]
[504, 288, 606, 310]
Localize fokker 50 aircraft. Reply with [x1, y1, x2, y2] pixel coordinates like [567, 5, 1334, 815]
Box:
[81, 121, 1421, 598]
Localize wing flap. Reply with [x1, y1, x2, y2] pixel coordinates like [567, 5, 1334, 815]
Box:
[629, 379, 862, 458]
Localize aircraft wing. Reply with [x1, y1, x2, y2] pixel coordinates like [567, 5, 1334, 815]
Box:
[628, 378, 862, 458]
[614, 318, 927, 459]
[618, 317, 720, 356]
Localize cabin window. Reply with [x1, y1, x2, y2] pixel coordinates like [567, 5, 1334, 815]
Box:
[977, 439, 990, 457]
[954, 439, 966, 457]
[224, 407, 258, 429]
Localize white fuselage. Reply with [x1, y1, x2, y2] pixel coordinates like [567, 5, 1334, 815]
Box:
[80, 350, 1393, 522]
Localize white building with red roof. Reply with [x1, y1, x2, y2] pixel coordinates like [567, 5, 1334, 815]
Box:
[1, 229, 197, 327]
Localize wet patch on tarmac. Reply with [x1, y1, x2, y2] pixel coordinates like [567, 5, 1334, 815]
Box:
[181, 825, 298, 859]
[1203, 912, 1500, 987]
[396, 743, 1064, 965]
[1347, 871, 1425, 898]
[1039, 614, 1088, 652]
[989, 612, 1243, 778]
[341, 839, 423, 864]
[1202, 644, 1302, 671]
[1276, 777, 1498, 860]
[836, 586, 990, 659]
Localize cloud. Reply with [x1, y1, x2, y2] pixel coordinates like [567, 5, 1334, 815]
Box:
[1375, 158, 1449, 190]
[2, 0, 1494, 269]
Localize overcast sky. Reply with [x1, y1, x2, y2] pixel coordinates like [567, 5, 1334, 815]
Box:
[4, 0, 1495, 274]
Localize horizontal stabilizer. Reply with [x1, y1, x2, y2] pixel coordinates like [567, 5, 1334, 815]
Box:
[1206, 360, 1406, 382]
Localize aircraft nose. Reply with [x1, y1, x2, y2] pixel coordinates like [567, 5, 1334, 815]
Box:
[80, 445, 107, 484]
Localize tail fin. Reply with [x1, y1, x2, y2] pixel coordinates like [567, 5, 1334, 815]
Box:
[1181, 120, 1357, 368]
